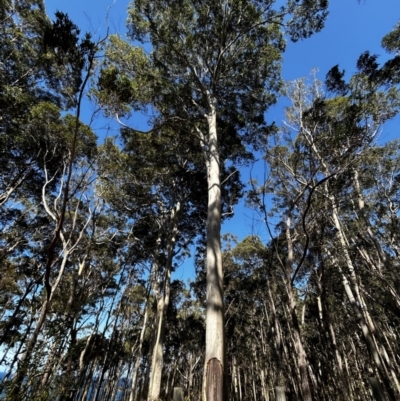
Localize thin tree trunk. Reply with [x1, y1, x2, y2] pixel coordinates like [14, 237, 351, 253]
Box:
[317, 265, 350, 400]
[260, 367, 269, 401]
[0, 280, 36, 346]
[148, 271, 170, 401]
[81, 359, 97, 401]
[233, 357, 239, 401]
[169, 360, 178, 401]
[40, 333, 66, 389]
[92, 309, 122, 401]
[111, 363, 125, 401]
[129, 295, 150, 401]
[8, 297, 50, 397]
[174, 387, 185, 401]
[342, 346, 355, 400]
[252, 360, 257, 401]
[148, 202, 180, 401]
[275, 387, 286, 401]
[329, 195, 398, 401]
[267, 281, 286, 386]
[285, 214, 313, 401]
[165, 363, 172, 399]
[238, 366, 243, 401]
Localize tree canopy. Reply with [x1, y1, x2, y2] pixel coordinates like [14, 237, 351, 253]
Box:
[1, 1, 400, 401]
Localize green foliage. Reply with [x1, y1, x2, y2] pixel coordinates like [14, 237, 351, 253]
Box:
[96, 34, 155, 114]
[97, 0, 328, 164]
[126, 0, 285, 131]
[285, 0, 328, 42]
[0, 1, 98, 207]
[5, 2, 400, 401]
[42, 11, 97, 106]
[382, 21, 400, 54]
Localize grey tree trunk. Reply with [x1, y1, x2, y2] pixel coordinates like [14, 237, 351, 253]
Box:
[328, 193, 398, 400]
[80, 357, 97, 401]
[174, 387, 184, 401]
[148, 268, 171, 401]
[275, 387, 286, 401]
[232, 357, 239, 401]
[148, 202, 180, 401]
[285, 215, 313, 401]
[204, 96, 225, 401]
[316, 266, 350, 400]
[129, 297, 149, 401]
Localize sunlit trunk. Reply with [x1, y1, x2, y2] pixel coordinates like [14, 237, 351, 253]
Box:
[148, 267, 171, 401]
[130, 296, 149, 401]
[204, 96, 225, 401]
[285, 214, 313, 401]
[148, 202, 180, 401]
[329, 193, 398, 400]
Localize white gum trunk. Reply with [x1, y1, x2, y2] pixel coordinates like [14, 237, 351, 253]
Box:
[285, 215, 313, 401]
[148, 203, 180, 401]
[204, 97, 225, 401]
[328, 196, 399, 400]
[129, 301, 149, 401]
[148, 288, 168, 401]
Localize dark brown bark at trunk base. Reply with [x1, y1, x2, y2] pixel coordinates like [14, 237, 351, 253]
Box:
[206, 358, 223, 401]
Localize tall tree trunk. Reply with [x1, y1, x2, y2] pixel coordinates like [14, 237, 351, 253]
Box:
[204, 97, 225, 401]
[316, 265, 350, 400]
[148, 202, 180, 401]
[329, 194, 398, 401]
[285, 214, 313, 401]
[232, 357, 239, 401]
[7, 297, 50, 399]
[130, 295, 150, 401]
[80, 357, 97, 401]
[352, 168, 400, 319]
[275, 387, 287, 401]
[93, 304, 122, 401]
[267, 281, 286, 386]
[0, 280, 36, 347]
[238, 366, 243, 401]
[110, 361, 124, 401]
[40, 333, 66, 390]
[147, 266, 171, 401]
[260, 367, 269, 401]
[251, 360, 257, 401]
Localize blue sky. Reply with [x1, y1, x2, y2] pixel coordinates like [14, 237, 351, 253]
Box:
[44, 0, 400, 84]
[44, 0, 400, 279]
[44, 0, 400, 161]
[44, 0, 400, 142]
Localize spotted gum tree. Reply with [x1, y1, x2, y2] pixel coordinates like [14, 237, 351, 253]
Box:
[99, 1, 328, 399]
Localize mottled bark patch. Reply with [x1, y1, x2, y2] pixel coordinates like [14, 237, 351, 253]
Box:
[206, 358, 223, 401]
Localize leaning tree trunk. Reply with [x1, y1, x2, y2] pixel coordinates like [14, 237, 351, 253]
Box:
[329, 193, 398, 401]
[316, 265, 350, 400]
[352, 168, 400, 320]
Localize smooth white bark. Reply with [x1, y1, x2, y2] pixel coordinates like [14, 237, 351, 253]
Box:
[148, 202, 180, 401]
[204, 96, 225, 401]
